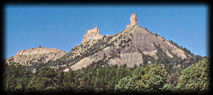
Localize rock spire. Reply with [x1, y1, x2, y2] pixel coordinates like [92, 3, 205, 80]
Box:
[130, 13, 138, 26]
[126, 13, 139, 28]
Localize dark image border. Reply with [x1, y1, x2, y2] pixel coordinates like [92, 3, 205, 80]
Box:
[0, 1, 212, 95]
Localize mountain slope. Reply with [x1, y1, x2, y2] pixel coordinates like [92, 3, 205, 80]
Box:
[5, 13, 203, 72]
[6, 46, 66, 67]
[60, 14, 197, 71]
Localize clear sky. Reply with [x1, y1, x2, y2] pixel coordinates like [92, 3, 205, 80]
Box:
[5, 5, 208, 58]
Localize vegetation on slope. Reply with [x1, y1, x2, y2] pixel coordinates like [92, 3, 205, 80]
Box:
[3, 58, 209, 94]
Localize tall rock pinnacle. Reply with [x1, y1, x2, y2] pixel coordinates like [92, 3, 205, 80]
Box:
[130, 13, 138, 26]
[126, 13, 139, 28]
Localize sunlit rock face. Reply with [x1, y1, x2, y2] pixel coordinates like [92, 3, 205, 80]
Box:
[130, 13, 138, 26]
[65, 13, 190, 71]
[5, 13, 193, 72]
[82, 27, 103, 43]
[6, 47, 66, 65]
[126, 13, 139, 28]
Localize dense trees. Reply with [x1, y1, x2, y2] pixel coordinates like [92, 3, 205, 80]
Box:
[3, 63, 33, 91]
[26, 67, 58, 91]
[136, 64, 168, 91]
[176, 59, 209, 92]
[115, 64, 168, 92]
[3, 58, 209, 93]
[115, 76, 138, 91]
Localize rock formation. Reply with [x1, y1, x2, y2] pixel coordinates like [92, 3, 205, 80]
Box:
[63, 13, 192, 71]
[6, 13, 197, 72]
[6, 47, 66, 66]
[82, 27, 103, 43]
[130, 13, 138, 26]
[126, 13, 139, 28]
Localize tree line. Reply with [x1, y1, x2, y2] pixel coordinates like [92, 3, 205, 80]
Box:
[3, 58, 209, 94]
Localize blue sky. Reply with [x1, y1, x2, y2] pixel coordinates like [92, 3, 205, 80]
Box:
[5, 5, 208, 58]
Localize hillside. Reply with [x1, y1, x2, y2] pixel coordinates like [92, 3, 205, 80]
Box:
[3, 13, 208, 93]
[56, 13, 201, 71]
[5, 14, 204, 72]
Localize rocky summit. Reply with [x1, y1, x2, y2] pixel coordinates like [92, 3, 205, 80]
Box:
[6, 46, 66, 66]
[5, 13, 200, 72]
[82, 27, 103, 43]
[130, 13, 138, 26]
[3, 10, 209, 93]
[59, 13, 196, 71]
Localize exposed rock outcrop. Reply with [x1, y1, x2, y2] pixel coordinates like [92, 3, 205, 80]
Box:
[130, 13, 138, 26]
[64, 13, 191, 71]
[6, 47, 66, 66]
[6, 13, 196, 72]
[82, 27, 103, 43]
[127, 13, 138, 28]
